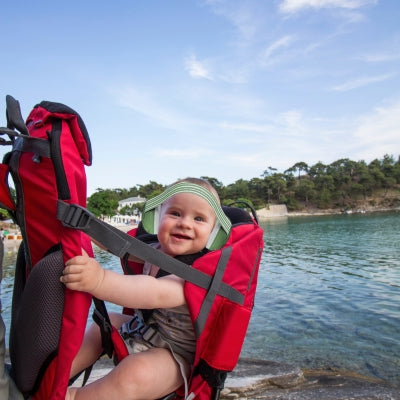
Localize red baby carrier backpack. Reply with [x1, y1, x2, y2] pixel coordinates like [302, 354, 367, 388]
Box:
[0, 95, 93, 399]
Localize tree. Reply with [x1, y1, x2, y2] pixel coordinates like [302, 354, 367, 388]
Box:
[137, 181, 165, 199]
[262, 166, 277, 178]
[295, 179, 315, 207]
[225, 179, 250, 200]
[358, 172, 374, 200]
[201, 176, 225, 198]
[87, 189, 119, 217]
[286, 161, 309, 180]
[318, 188, 331, 209]
[380, 154, 398, 194]
[248, 178, 268, 207]
[269, 173, 287, 202]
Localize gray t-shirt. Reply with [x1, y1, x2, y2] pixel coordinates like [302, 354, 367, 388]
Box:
[142, 244, 196, 363]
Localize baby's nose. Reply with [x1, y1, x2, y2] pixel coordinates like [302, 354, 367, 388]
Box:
[178, 216, 192, 228]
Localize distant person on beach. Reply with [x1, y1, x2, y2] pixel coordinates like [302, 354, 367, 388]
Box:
[1, 229, 8, 242]
[61, 178, 225, 400]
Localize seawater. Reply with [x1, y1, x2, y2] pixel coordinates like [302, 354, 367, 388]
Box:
[1, 212, 399, 384]
[243, 211, 400, 385]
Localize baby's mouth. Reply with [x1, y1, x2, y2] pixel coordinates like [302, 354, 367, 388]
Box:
[171, 233, 192, 240]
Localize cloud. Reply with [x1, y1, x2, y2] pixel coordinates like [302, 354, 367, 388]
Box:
[259, 35, 295, 66]
[227, 152, 270, 169]
[279, 0, 377, 14]
[354, 101, 400, 146]
[278, 110, 307, 135]
[204, 0, 258, 42]
[152, 146, 215, 159]
[109, 86, 197, 132]
[359, 52, 400, 63]
[330, 73, 396, 92]
[219, 121, 274, 134]
[219, 108, 307, 141]
[184, 53, 213, 80]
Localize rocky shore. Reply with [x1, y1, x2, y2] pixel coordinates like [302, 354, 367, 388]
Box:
[73, 357, 399, 399]
[256, 204, 400, 219]
[222, 359, 399, 400]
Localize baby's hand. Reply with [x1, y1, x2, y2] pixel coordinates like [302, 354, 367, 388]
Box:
[60, 255, 105, 295]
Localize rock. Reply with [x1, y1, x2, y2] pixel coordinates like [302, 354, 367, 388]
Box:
[222, 359, 400, 400]
[226, 359, 304, 390]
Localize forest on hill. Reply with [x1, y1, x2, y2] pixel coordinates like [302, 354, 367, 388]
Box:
[87, 154, 400, 217]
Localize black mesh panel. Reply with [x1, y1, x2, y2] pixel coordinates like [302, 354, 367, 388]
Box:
[9, 249, 65, 394]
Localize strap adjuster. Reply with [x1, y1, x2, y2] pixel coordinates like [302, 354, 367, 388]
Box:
[120, 315, 146, 340]
[57, 200, 93, 230]
[141, 325, 159, 343]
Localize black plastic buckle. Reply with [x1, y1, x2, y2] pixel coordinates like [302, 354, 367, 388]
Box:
[58, 201, 93, 231]
[120, 315, 146, 340]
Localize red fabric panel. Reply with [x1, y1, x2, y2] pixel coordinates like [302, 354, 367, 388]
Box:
[111, 327, 130, 363]
[0, 163, 16, 210]
[185, 223, 264, 373]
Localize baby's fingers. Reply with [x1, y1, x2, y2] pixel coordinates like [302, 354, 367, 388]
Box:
[65, 255, 88, 266]
[60, 264, 83, 283]
[62, 264, 82, 276]
[60, 270, 85, 292]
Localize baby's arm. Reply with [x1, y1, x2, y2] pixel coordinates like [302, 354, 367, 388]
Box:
[61, 255, 185, 309]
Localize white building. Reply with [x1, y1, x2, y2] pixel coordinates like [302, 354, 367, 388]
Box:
[108, 196, 146, 227]
[118, 196, 146, 211]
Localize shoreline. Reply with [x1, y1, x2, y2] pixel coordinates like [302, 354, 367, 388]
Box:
[257, 205, 400, 219]
[71, 357, 400, 399]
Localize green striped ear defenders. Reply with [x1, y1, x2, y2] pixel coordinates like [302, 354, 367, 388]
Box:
[141, 182, 232, 250]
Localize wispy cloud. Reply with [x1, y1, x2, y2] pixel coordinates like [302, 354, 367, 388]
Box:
[227, 152, 270, 169]
[359, 52, 400, 63]
[204, 0, 258, 43]
[219, 121, 275, 134]
[279, 0, 378, 14]
[259, 35, 295, 66]
[278, 110, 306, 134]
[219, 110, 308, 146]
[330, 73, 396, 92]
[352, 100, 400, 159]
[152, 146, 215, 159]
[184, 53, 213, 80]
[355, 100, 400, 143]
[109, 86, 196, 131]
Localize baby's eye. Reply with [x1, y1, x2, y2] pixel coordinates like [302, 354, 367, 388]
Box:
[194, 216, 204, 222]
[170, 211, 180, 217]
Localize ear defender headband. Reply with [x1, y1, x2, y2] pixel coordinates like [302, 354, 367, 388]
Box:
[141, 182, 232, 250]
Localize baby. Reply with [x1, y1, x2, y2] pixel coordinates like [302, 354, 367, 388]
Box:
[62, 178, 230, 400]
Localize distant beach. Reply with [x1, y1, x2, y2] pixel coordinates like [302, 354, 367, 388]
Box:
[256, 204, 400, 219]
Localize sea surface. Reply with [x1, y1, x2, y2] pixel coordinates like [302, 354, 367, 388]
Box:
[1, 211, 399, 384]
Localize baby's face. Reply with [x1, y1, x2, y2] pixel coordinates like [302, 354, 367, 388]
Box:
[157, 192, 216, 256]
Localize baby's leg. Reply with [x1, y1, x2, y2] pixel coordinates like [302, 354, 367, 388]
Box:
[67, 347, 184, 400]
[69, 312, 131, 379]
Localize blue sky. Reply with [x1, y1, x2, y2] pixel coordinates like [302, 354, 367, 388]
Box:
[1, 0, 399, 195]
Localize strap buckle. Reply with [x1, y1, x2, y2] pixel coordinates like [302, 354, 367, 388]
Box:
[120, 315, 146, 340]
[57, 200, 93, 231]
